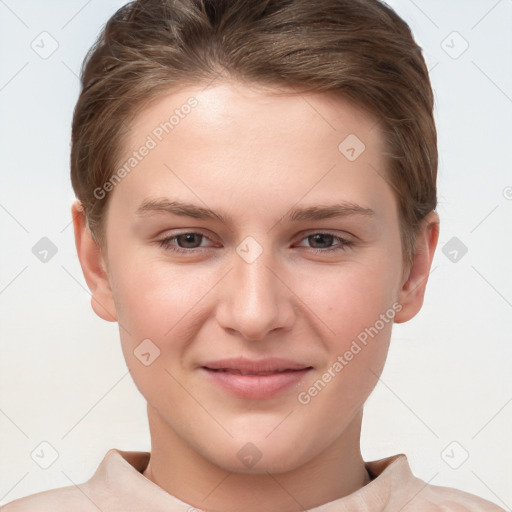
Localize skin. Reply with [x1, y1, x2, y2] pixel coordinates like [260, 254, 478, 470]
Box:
[72, 80, 439, 512]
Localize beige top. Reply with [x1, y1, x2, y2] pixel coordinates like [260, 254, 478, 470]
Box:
[1, 449, 505, 511]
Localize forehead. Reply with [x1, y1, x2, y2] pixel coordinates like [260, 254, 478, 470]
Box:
[127, 81, 382, 150]
[108, 80, 394, 225]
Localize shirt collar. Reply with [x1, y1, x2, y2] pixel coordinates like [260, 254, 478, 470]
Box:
[85, 449, 420, 511]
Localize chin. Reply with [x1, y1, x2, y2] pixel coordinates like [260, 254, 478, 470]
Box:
[203, 434, 313, 475]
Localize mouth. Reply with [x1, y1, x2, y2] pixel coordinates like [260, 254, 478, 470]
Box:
[204, 368, 309, 376]
[199, 358, 313, 399]
[201, 356, 312, 374]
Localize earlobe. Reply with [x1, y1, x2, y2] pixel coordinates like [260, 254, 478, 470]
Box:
[71, 200, 118, 322]
[394, 211, 439, 324]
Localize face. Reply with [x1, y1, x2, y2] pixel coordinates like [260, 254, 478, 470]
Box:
[87, 81, 414, 473]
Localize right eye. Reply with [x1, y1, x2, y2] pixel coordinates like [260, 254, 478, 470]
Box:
[157, 231, 216, 254]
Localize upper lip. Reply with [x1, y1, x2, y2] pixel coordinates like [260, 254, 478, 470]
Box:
[201, 357, 312, 373]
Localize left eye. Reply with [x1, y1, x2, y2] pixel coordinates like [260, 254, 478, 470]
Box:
[296, 233, 353, 252]
[157, 231, 354, 254]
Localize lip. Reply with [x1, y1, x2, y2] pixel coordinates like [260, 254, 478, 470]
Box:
[200, 357, 312, 373]
[200, 357, 313, 399]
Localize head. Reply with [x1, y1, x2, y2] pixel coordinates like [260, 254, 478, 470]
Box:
[71, 0, 439, 474]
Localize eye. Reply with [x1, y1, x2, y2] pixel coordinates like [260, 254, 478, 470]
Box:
[296, 232, 354, 253]
[157, 232, 214, 254]
[157, 230, 354, 255]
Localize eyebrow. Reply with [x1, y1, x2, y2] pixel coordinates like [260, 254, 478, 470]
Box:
[135, 197, 376, 223]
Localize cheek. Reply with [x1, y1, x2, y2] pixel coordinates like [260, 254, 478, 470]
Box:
[298, 259, 399, 342]
[109, 254, 224, 383]
[110, 262, 205, 404]
[112, 256, 203, 332]
[294, 268, 396, 431]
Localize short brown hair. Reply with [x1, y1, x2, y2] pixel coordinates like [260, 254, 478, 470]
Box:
[70, 0, 437, 267]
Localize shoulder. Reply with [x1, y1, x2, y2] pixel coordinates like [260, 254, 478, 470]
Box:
[0, 484, 93, 512]
[0, 448, 151, 512]
[400, 481, 506, 511]
[366, 454, 506, 512]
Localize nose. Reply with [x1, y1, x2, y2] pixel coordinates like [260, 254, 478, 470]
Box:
[216, 242, 296, 342]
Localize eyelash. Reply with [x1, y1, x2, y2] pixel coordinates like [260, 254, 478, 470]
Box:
[157, 231, 354, 255]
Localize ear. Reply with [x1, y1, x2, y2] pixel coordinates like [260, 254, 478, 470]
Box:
[394, 210, 439, 323]
[71, 200, 117, 322]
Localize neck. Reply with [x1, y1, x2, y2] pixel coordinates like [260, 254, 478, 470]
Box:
[142, 405, 370, 512]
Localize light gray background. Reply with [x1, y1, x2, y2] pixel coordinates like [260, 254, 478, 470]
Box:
[0, 0, 511, 508]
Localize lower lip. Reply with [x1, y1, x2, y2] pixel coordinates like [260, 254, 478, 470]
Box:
[201, 368, 312, 399]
